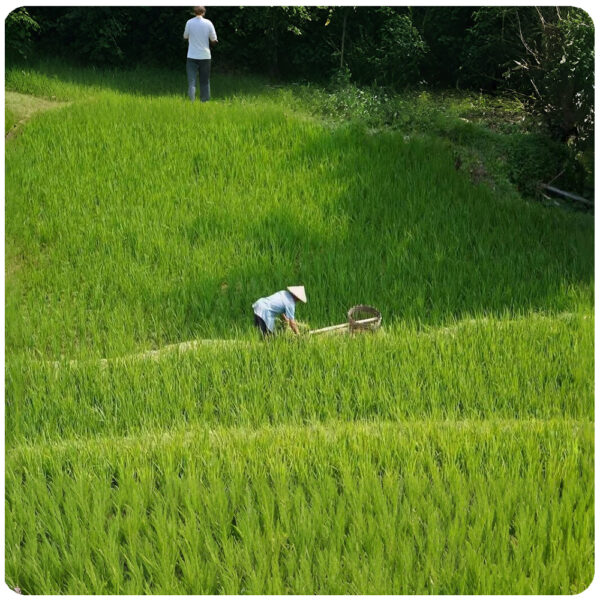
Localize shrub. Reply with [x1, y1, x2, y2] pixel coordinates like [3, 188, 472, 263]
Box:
[504, 133, 575, 197]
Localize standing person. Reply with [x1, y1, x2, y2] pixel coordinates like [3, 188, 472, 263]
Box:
[183, 6, 218, 102]
[252, 286, 307, 337]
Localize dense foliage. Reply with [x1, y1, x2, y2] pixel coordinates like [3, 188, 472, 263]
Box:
[5, 7, 40, 61]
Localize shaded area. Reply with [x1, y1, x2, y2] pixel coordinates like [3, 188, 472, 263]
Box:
[210, 126, 593, 334]
[5, 58, 272, 101]
[314, 128, 592, 323]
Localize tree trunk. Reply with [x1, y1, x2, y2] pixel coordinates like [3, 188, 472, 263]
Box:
[268, 9, 280, 77]
[340, 8, 348, 69]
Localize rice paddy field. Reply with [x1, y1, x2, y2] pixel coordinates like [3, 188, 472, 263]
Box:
[4, 63, 595, 594]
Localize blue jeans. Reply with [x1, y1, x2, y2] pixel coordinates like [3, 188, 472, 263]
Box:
[186, 58, 211, 102]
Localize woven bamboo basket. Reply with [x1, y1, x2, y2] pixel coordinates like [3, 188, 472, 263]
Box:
[347, 305, 382, 333]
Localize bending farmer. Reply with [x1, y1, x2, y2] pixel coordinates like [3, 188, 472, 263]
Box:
[252, 286, 307, 337]
[183, 6, 218, 102]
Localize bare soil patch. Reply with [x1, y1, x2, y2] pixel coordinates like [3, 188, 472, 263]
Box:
[5, 91, 69, 139]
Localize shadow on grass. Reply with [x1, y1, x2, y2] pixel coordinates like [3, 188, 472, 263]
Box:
[5, 65, 594, 350]
[190, 124, 594, 335]
[6, 58, 273, 101]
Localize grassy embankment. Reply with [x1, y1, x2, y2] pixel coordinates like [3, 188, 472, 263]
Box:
[5, 62, 594, 594]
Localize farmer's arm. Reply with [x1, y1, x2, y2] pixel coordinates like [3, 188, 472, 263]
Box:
[282, 315, 300, 335]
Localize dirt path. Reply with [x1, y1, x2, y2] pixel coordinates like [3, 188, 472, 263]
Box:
[5, 91, 70, 139]
[52, 338, 254, 370]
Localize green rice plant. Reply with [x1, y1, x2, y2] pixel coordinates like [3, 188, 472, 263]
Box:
[5, 59, 274, 102]
[6, 313, 593, 447]
[5, 106, 18, 133]
[5, 62, 594, 596]
[5, 421, 594, 594]
[5, 91, 593, 359]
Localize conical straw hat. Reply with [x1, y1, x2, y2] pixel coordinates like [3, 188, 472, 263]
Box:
[287, 286, 307, 303]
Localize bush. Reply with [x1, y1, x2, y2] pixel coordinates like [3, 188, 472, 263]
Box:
[504, 134, 575, 197]
[506, 7, 594, 150]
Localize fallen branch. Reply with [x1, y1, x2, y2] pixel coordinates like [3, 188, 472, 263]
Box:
[539, 183, 593, 207]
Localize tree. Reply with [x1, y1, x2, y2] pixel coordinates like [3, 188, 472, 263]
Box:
[508, 7, 594, 145]
[411, 7, 474, 87]
[462, 7, 594, 147]
[6, 7, 40, 62]
[343, 7, 427, 88]
[219, 6, 313, 77]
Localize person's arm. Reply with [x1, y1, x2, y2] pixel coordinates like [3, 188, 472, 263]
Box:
[282, 315, 300, 335]
[209, 23, 218, 47]
[183, 21, 189, 40]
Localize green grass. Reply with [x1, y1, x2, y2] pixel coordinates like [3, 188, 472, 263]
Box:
[5, 59, 272, 105]
[6, 58, 592, 200]
[5, 62, 594, 594]
[5, 106, 18, 133]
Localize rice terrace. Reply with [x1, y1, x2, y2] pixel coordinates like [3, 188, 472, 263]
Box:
[4, 6, 595, 595]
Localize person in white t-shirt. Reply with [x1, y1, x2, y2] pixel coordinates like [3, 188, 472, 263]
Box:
[183, 6, 218, 102]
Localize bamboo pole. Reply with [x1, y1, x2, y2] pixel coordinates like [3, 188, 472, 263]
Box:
[308, 316, 380, 336]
